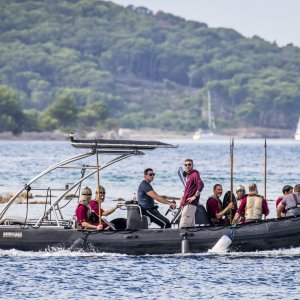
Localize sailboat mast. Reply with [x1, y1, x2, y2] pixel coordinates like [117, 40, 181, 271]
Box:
[295, 116, 300, 140]
[208, 90, 212, 130]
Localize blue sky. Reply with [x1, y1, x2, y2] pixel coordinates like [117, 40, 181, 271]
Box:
[110, 0, 300, 47]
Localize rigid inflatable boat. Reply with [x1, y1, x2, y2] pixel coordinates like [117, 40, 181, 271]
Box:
[1, 135, 300, 254]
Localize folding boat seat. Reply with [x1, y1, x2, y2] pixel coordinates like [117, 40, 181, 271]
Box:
[126, 204, 148, 230]
[194, 204, 211, 225]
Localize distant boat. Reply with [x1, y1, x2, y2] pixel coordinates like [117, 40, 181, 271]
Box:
[193, 129, 202, 140]
[193, 90, 220, 140]
[193, 129, 218, 140]
[295, 116, 300, 140]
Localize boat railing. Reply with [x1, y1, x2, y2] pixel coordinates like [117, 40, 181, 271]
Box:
[0, 150, 94, 220]
[0, 135, 178, 227]
[0, 216, 73, 228]
[34, 151, 141, 227]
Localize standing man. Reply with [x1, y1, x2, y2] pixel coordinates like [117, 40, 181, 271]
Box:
[232, 183, 269, 224]
[138, 168, 176, 229]
[206, 184, 234, 225]
[179, 159, 204, 228]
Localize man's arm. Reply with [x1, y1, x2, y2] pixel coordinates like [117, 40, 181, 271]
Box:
[196, 172, 204, 192]
[232, 198, 246, 223]
[277, 203, 285, 218]
[187, 172, 204, 203]
[147, 190, 176, 208]
[81, 221, 103, 230]
[215, 202, 234, 219]
[102, 204, 121, 216]
[231, 212, 240, 224]
[262, 199, 269, 217]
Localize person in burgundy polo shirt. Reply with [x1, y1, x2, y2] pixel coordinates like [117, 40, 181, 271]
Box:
[275, 185, 293, 217]
[75, 186, 103, 230]
[89, 185, 122, 229]
[232, 183, 269, 224]
[179, 159, 204, 228]
[206, 184, 234, 225]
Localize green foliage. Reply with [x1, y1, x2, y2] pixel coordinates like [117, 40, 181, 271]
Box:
[0, 0, 300, 133]
[78, 101, 108, 127]
[23, 109, 40, 131]
[40, 91, 78, 129]
[0, 85, 25, 134]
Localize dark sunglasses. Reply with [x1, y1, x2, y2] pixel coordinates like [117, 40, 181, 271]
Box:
[148, 173, 155, 176]
[82, 193, 92, 196]
[184, 163, 192, 166]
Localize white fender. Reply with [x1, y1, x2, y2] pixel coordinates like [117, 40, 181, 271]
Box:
[210, 233, 232, 253]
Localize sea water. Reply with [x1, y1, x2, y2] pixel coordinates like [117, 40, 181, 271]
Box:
[0, 138, 299, 299]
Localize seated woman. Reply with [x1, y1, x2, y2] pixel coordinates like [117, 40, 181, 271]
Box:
[75, 187, 103, 230]
[89, 185, 122, 229]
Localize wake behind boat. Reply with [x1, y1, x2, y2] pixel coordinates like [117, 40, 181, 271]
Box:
[1, 134, 300, 254]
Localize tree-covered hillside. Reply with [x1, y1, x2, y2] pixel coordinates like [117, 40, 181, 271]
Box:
[0, 0, 300, 134]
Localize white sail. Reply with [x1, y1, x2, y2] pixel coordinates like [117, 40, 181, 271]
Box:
[193, 90, 218, 140]
[295, 116, 300, 140]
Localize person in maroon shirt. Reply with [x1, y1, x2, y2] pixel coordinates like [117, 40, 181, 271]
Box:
[75, 187, 103, 230]
[89, 185, 122, 230]
[206, 184, 234, 225]
[179, 159, 204, 228]
[276, 185, 293, 217]
[232, 183, 269, 224]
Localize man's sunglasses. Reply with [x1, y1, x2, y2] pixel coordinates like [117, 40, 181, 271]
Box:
[184, 163, 192, 166]
[148, 173, 155, 176]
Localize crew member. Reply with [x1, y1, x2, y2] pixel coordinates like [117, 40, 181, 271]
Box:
[232, 183, 269, 224]
[277, 184, 300, 218]
[276, 185, 293, 217]
[89, 185, 122, 229]
[206, 184, 234, 225]
[138, 168, 176, 228]
[75, 187, 103, 230]
[179, 159, 204, 228]
[236, 185, 246, 203]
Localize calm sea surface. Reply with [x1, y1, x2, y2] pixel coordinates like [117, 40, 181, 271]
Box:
[0, 138, 299, 299]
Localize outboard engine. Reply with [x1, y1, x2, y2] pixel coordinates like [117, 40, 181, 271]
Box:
[126, 204, 148, 230]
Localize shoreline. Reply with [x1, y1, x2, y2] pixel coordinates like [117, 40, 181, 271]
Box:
[0, 127, 295, 141]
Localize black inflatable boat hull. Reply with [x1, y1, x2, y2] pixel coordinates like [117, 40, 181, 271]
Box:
[0, 217, 300, 254]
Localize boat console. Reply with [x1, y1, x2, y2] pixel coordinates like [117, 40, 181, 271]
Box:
[126, 204, 148, 230]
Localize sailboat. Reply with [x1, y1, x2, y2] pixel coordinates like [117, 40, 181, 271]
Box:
[295, 116, 300, 140]
[193, 90, 219, 140]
